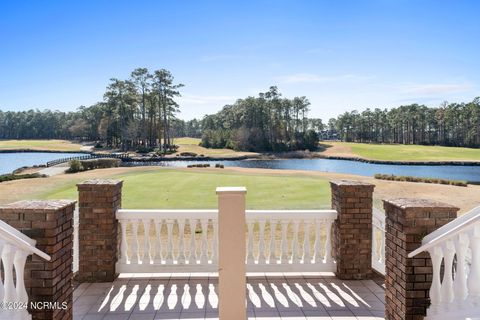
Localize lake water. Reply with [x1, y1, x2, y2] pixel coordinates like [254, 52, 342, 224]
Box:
[1, 152, 480, 182]
[0, 152, 85, 175]
[125, 158, 480, 182]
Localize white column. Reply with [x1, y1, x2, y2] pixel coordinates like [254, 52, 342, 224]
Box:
[216, 187, 247, 320]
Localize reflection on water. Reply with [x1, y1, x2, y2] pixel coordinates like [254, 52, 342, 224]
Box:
[1, 152, 479, 182]
[124, 158, 480, 182]
[0, 152, 85, 174]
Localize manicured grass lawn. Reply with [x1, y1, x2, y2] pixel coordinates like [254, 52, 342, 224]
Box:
[325, 142, 480, 161]
[43, 168, 330, 209]
[173, 137, 257, 157]
[0, 139, 83, 151]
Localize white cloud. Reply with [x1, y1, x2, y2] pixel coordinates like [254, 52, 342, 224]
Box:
[178, 94, 236, 105]
[278, 73, 374, 84]
[400, 83, 473, 95]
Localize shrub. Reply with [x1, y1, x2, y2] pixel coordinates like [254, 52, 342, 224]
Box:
[187, 163, 211, 168]
[0, 173, 46, 183]
[67, 160, 83, 173]
[180, 152, 198, 157]
[67, 158, 121, 173]
[137, 146, 153, 154]
[374, 173, 467, 187]
[93, 158, 121, 168]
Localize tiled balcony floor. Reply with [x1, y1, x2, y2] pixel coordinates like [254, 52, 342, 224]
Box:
[73, 273, 385, 320]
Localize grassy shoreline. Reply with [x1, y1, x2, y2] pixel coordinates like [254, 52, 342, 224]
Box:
[3, 138, 480, 164]
[0, 166, 478, 213]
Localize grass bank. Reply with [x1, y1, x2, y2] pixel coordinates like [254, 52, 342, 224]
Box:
[0, 139, 84, 152]
[320, 141, 480, 162]
[43, 168, 331, 209]
[173, 137, 257, 158]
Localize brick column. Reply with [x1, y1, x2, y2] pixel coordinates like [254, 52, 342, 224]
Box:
[0, 200, 76, 320]
[330, 180, 375, 280]
[383, 198, 458, 320]
[76, 179, 122, 282]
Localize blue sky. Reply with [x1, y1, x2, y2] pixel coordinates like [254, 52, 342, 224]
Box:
[0, 0, 479, 120]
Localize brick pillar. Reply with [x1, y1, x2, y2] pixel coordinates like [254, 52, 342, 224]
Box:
[330, 180, 375, 280]
[0, 200, 76, 320]
[76, 179, 122, 282]
[383, 198, 458, 320]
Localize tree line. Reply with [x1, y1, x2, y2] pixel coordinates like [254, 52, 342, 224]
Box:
[2, 77, 480, 151]
[200, 86, 322, 151]
[332, 98, 480, 147]
[0, 67, 186, 152]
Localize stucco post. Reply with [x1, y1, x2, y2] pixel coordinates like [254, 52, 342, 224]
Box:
[216, 187, 247, 320]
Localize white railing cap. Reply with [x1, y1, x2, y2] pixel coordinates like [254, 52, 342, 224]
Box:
[408, 205, 480, 258]
[216, 187, 247, 194]
[0, 220, 51, 261]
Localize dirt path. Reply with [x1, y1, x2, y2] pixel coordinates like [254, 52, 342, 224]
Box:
[0, 166, 478, 214]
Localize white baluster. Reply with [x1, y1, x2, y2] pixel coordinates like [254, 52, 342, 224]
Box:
[258, 220, 266, 264]
[189, 219, 197, 264]
[178, 219, 186, 264]
[380, 221, 385, 263]
[324, 219, 333, 263]
[166, 220, 174, 264]
[280, 220, 289, 264]
[303, 220, 311, 264]
[291, 220, 300, 263]
[372, 223, 379, 264]
[120, 220, 129, 264]
[441, 240, 455, 306]
[13, 249, 29, 305]
[428, 246, 443, 317]
[212, 220, 218, 264]
[155, 221, 163, 263]
[467, 225, 480, 306]
[454, 233, 469, 303]
[131, 220, 140, 264]
[0, 241, 4, 301]
[2, 244, 17, 303]
[246, 221, 254, 264]
[268, 219, 276, 264]
[314, 219, 321, 263]
[200, 219, 209, 264]
[142, 219, 151, 264]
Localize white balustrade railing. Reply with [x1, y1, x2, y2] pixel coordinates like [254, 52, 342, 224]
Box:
[116, 209, 337, 273]
[372, 207, 385, 275]
[408, 206, 480, 319]
[73, 207, 79, 273]
[0, 219, 51, 320]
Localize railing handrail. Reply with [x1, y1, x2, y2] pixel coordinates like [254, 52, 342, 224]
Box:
[116, 209, 337, 220]
[408, 205, 480, 258]
[246, 209, 337, 220]
[117, 209, 218, 220]
[372, 207, 385, 229]
[46, 153, 128, 167]
[0, 219, 51, 261]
